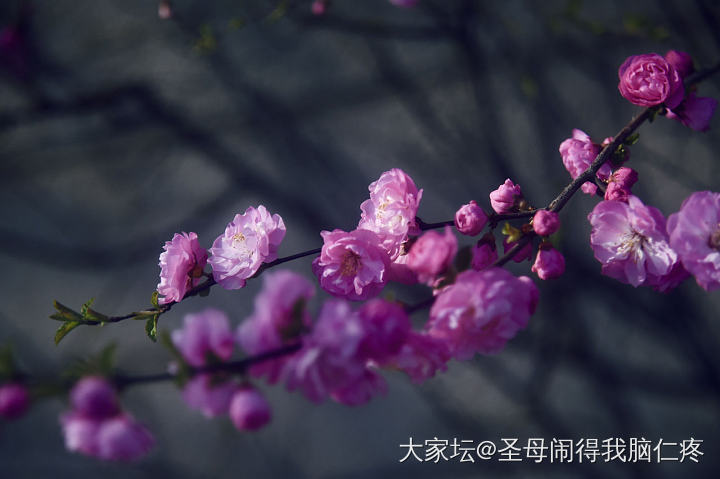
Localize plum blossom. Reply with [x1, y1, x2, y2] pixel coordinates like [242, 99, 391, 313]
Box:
[455, 200, 488, 236]
[357, 299, 411, 363]
[406, 226, 457, 284]
[358, 168, 423, 260]
[381, 331, 451, 384]
[237, 270, 314, 383]
[95, 414, 155, 462]
[172, 309, 235, 367]
[229, 386, 272, 431]
[312, 229, 390, 301]
[471, 233, 498, 271]
[588, 196, 681, 288]
[605, 167, 639, 202]
[489, 179, 523, 214]
[209, 206, 286, 290]
[667, 191, 720, 291]
[665, 50, 694, 79]
[666, 93, 718, 132]
[531, 244, 566, 280]
[533, 210, 560, 236]
[181, 375, 236, 418]
[426, 269, 538, 359]
[0, 382, 30, 419]
[157, 232, 207, 305]
[559, 129, 613, 195]
[618, 53, 684, 108]
[70, 376, 120, 419]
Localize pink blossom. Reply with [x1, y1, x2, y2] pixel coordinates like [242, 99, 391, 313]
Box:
[357, 299, 411, 363]
[426, 269, 538, 359]
[312, 229, 390, 301]
[157, 232, 208, 305]
[172, 309, 235, 367]
[588, 196, 680, 288]
[386, 253, 419, 285]
[237, 270, 314, 383]
[666, 93, 718, 132]
[667, 191, 720, 291]
[283, 300, 368, 403]
[559, 129, 612, 195]
[181, 375, 236, 418]
[330, 369, 387, 406]
[471, 234, 498, 271]
[209, 206, 286, 290]
[60, 412, 101, 457]
[0, 382, 29, 419]
[665, 50, 694, 79]
[618, 53, 684, 108]
[70, 377, 119, 419]
[489, 179, 523, 214]
[531, 245, 566, 280]
[96, 414, 155, 462]
[455, 200, 488, 236]
[358, 168, 423, 260]
[406, 226, 457, 284]
[383, 331, 451, 384]
[502, 237, 533, 263]
[533, 210, 560, 236]
[605, 167, 639, 202]
[229, 387, 272, 431]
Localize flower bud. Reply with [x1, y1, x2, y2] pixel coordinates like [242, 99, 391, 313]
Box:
[532, 210, 560, 236]
[70, 376, 120, 420]
[489, 179, 523, 214]
[531, 244, 566, 280]
[229, 387, 272, 431]
[454, 200, 488, 236]
[471, 233, 497, 271]
[0, 382, 30, 420]
[406, 227, 458, 283]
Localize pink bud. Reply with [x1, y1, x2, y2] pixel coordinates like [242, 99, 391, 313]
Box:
[471, 234, 497, 271]
[532, 210, 560, 236]
[96, 414, 155, 461]
[454, 200, 488, 236]
[531, 245, 566, 280]
[0, 382, 30, 419]
[70, 376, 120, 420]
[229, 387, 272, 431]
[311, 1, 327, 15]
[406, 226, 458, 283]
[604, 167, 639, 202]
[489, 179, 523, 214]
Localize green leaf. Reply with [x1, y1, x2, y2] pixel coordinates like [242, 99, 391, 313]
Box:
[151, 291, 160, 308]
[80, 298, 94, 316]
[51, 300, 83, 322]
[501, 222, 522, 243]
[145, 315, 159, 342]
[55, 321, 81, 345]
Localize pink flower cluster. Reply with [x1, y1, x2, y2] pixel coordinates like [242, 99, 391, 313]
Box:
[60, 377, 154, 461]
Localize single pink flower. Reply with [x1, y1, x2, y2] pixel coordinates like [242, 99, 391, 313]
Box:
[172, 309, 235, 367]
[489, 179, 523, 214]
[588, 196, 680, 288]
[455, 200, 488, 236]
[618, 53, 684, 108]
[531, 245, 566, 280]
[60, 412, 101, 457]
[605, 167, 639, 202]
[237, 270, 314, 383]
[471, 234, 498, 271]
[559, 129, 612, 196]
[70, 377, 119, 420]
[0, 382, 30, 419]
[426, 268, 538, 359]
[209, 206, 286, 290]
[358, 168, 423, 260]
[157, 232, 207, 305]
[312, 229, 390, 301]
[181, 375, 236, 418]
[533, 210, 560, 236]
[667, 191, 720, 291]
[229, 386, 272, 431]
[96, 414, 155, 462]
[406, 226, 458, 284]
[666, 93, 718, 132]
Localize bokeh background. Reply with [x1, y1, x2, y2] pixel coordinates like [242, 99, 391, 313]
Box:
[1, 0, 720, 477]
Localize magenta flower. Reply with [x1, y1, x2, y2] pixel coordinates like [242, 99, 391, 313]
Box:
[96, 414, 155, 462]
[172, 309, 235, 367]
[312, 229, 390, 301]
[489, 179, 523, 214]
[60, 412, 102, 457]
[357, 299, 411, 363]
[229, 386, 272, 431]
[559, 129, 612, 195]
[70, 377, 119, 420]
[605, 167, 639, 202]
[181, 375, 236, 418]
[455, 200, 488, 236]
[588, 196, 680, 288]
[382, 331, 451, 384]
[283, 300, 368, 403]
[406, 226, 458, 284]
[531, 245, 566, 280]
[665, 50, 694, 79]
[157, 232, 207, 305]
[0, 382, 30, 419]
[358, 168, 423, 260]
[426, 269, 538, 359]
[618, 53, 684, 108]
[667, 191, 720, 291]
[471, 234, 498, 271]
[533, 210, 560, 236]
[311, 0, 328, 15]
[237, 270, 314, 383]
[666, 93, 718, 132]
[209, 206, 286, 290]
[385, 253, 419, 285]
[330, 369, 387, 406]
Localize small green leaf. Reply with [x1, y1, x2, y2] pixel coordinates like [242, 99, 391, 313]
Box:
[80, 298, 94, 316]
[151, 291, 160, 308]
[51, 301, 83, 322]
[145, 315, 159, 342]
[55, 321, 81, 345]
[501, 222, 522, 243]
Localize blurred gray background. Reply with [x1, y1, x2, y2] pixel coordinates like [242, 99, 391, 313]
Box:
[1, 0, 720, 477]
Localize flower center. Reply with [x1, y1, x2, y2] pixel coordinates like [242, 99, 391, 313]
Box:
[232, 232, 246, 243]
[340, 250, 361, 277]
[709, 225, 720, 250]
[618, 230, 645, 256]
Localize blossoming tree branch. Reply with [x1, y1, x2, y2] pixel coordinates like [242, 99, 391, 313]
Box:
[1, 50, 719, 462]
